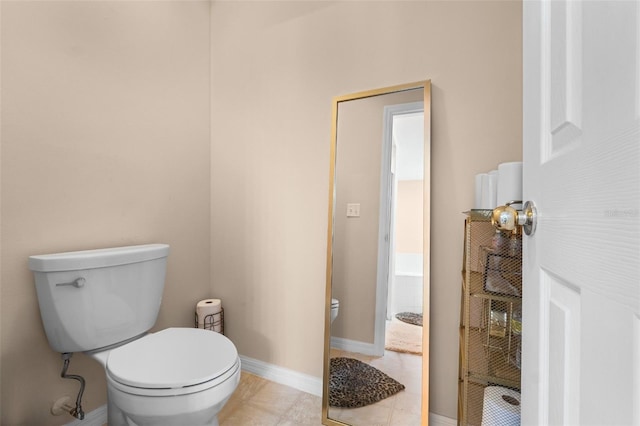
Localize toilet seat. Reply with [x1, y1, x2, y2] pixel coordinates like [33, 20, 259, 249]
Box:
[106, 328, 239, 397]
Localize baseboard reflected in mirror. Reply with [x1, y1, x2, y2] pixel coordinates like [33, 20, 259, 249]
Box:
[322, 80, 431, 426]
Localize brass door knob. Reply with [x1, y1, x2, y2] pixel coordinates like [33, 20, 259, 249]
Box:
[491, 201, 537, 236]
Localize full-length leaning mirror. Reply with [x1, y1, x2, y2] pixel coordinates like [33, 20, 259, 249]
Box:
[322, 81, 431, 426]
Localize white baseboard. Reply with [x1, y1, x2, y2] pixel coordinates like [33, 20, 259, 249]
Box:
[64, 404, 107, 426]
[429, 412, 457, 426]
[239, 354, 323, 397]
[329, 336, 379, 356]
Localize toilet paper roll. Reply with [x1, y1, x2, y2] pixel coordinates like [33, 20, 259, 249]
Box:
[474, 174, 486, 209]
[480, 171, 498, 209]
[481, 386, 521, 426]
[196, 299, 222, 333]
[497, 162, 523, 207]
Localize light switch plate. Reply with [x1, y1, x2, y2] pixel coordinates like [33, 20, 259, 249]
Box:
[346, 203, 361, 217]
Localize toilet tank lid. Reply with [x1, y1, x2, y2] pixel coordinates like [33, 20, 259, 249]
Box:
[28, 244, 170, 272]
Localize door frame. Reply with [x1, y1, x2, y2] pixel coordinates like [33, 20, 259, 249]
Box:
[373, 101, 425, 356]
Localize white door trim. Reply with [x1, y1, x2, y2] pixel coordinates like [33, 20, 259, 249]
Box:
[374, 101, 424, 356]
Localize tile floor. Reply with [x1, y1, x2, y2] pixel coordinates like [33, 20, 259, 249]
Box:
[218, 372, 323, 426]
[220, 349, 422, 426]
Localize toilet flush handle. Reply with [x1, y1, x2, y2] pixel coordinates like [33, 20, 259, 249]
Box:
[56, 277, 86, 288]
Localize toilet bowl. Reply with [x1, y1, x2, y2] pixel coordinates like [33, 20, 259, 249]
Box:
[29, 244, 240, 426]
[93, 328, 240, 426]
[331, 298, 339, 323]
[89, 328, 240, 426]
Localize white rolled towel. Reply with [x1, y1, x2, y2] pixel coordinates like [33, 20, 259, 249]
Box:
[497, 161, 523, 207]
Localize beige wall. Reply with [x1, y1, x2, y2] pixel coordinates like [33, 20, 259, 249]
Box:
[396, 180, 424, 254]
[0, 1, 211, 424]
[331, 95, 382, 344]
[210, 0, 522, 419]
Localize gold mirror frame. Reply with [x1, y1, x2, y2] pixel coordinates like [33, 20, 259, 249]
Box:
[322, 80, 431, 426]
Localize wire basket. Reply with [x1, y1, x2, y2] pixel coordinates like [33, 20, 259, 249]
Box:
[459, 212, 523, 425]
[195, 308, 224, 335]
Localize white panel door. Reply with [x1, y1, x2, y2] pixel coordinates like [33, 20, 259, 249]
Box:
[522, 1, 640, 425]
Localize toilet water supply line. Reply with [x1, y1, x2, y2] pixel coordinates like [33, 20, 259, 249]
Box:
[60, 353, 86, 420]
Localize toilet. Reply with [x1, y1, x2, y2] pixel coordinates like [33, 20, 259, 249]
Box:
[29, 244, 240, 426]
[331, 298, 339, 323]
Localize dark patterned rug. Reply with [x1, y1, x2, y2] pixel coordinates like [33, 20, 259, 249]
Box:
[395, 312, 423, 327]
[329, 357, 405, 408]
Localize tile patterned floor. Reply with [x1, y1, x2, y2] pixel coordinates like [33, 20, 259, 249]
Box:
[219, 372, 323, 426]
[220, 349, 422, 426]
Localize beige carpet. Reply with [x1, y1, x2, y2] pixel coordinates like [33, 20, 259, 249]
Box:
[385, 319, 423, 355]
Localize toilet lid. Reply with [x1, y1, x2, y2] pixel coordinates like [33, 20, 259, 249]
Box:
[331, 298, 339, 307]
[106, 328, 238, 389]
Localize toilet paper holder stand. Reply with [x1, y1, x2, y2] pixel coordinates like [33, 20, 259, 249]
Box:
[195, 308, 225, 335]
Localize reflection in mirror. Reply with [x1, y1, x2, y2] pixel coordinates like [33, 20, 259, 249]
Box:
[322, 81, 431, 426]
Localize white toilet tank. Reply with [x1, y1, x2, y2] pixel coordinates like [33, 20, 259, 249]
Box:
[29, 244, 170, 354]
